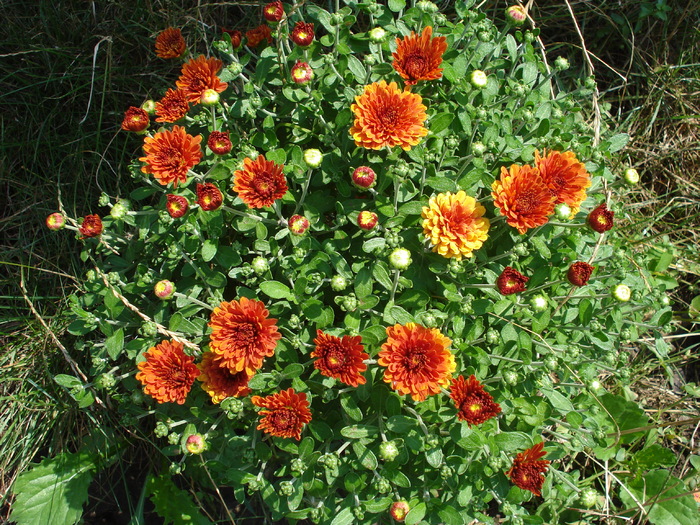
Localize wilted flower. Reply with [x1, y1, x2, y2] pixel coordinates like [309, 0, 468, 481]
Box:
[392, 26, 447, 86]
[79, 214, 103, 238]
[450, 375, 501, 426]
[207, 131, 232, 155]
[246, 24, 273, 48]
[176, 55, 228, 104]
[166, 194, 189, 218]
[196, 183, 223, 211]
[350, 80, 428, 151]
[140, 126, 202, 187]
[312, 330, 369, 387]
[136, 340, 200, 404]
[121, 106, 149, 132]
[155, 27, 186, 59]
[233, 155, 288, 209]
[506, 442, 550, 496]
[588, 202, 614, 233]
[378, 322, 455, 401]
[497, 266, 529, 295]
[251, 388, 312, 440]
[291, 21, 314, 47]
[567, 261, 594, 286]
[422, 190, 490, 260]
[154, 88, 190, 123]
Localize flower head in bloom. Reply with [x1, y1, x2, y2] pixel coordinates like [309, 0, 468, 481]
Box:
[207, 131, 232, 155]
[506, 442, 550, 496]
[422, 190, 490, 260]
[497, 266, 528, 295]
[196, 183, 223, 211]
[176, 55, 228, 104]
[357, 210, 378, 230]
[450, 375, 501, 426]
[209, 297, 281, 375]
[291, 21, 314, 47]
[155, 88, 190, 123]
[121, 106, 149, 132]
[155, 27, 186, 59]
[197, 351, 253, 403]
[588, 202, 614, 233]
[535, 149, 591, 217]
[79, 214, 103, 238]
[352, 166, 376, 190]
[389, 501, 410, 522]
[288, 214, 310, 235]
[492, 164, 556, 234]
[222, 28, 242, 48]
[350, 80, 428, 151]
[140, 125, 203, 187]
[233, 155, 288, 209]
[312, 330, 369, 387]
[263, 1, 284, 22]
[291, 61, 313, 85]
[378, 323, 455, 401]
[251, 388, 312, 440]
[46, 213, 66, 230]
[166, 194, 189, 218]
[567, 261, 594, 286]
[392, 26, 447, 86]
[246, 24, 273, 48]
[136, 340, 200, 404]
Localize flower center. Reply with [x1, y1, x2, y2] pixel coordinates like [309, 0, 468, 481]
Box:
[402, 345, 428, 371]
[404, 52, 428, 76]
[228, 322, 259, 351]
[515, 189, 538, 214]
[323, 345, 348, 370]
[253, 172, 279, 198]
[270, 408, 297, 431]
[379, 106, 400, 128]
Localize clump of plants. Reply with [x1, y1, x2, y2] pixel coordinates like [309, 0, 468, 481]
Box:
[15, 1, 697, 524]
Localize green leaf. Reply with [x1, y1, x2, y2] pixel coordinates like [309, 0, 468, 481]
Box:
[619, 469, 697, 525]
[373, 262, 393, 290]
[330, 507, 355, 525]
[365, 497, 393, 513]
[54, 374, 82, 389]
[633, 444, 677, 471]
[607, 133, 629, 153]
[540, 387, 575, 414]
[430, 112, 454, 135]
[341, 425, 379, 440]
[260, 280, 293, 300]
[385, 415, 417, 433]
[146, 473, 213, 525]
[425, 176, 458, 193]
[438, 505, 463, 525]
[105, 327, 124, 360]
[388, 0, 406, 12]
[425, 447, 443, 468]
[11, 451, 96, 525]
[599, 393, 650, 444]
[340, 395, 363, 422]
[346, 55, 366, 82]
[493, 432, 532, 452]
[352, 441, 378, 470]
[405, 502, 427, 525]
[354, 266, 373, 299]
[201, 239, 217, 262]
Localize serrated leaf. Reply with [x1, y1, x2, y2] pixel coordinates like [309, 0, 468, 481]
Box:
[260, 280, 293, 300]
[607, 133, 629, 153]
[11, 451, 96, 525]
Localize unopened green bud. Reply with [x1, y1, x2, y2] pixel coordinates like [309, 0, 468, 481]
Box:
[555, 56, 570, 71]
[389, 248, 412, 270]
[624, 168, 640, 185]
[471, 70, 488, 88]
[379, 441, 400, 461]
[251, 256, 269, 275]
[185, 433, 207, 454]
[369, 27, 386, 42]
[110, 200, 130, 220]
[579, 487, 599, 508]
[612, 284, 632, 302]
[330, 274, 348, 291]
[303, 148, 323, 168]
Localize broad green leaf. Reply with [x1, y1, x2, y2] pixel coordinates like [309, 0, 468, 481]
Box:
[11, 451, 96, 525]
[146, 473, 213, 524]
[388, 0, 406, 12]
[340, 395, 363, 422]
[342, 424, 379, 440]
[405, 502, 427, 525]
[105, 327, 124, 360]
[330, 507, 354, 525]
[365, 497, 393, 513]
[430, 112, 454, 135]
[540, 387, 575, 414]
[493, 432, 531, 452]
[619, 469, 697, 525]
[201, 239, 217, 262]
[260, 280, 293, 300]
[346, 55, 366, 82]
[607, 133, 629, 153]
[633, 444, 677, 471]
[351, 441, 378, 470]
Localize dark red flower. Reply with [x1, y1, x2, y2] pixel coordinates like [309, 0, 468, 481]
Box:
[567, 261, 594, 286]
[155, 27, 186, 59]
[136, 340, 200, 404]
[263, 1, 284, 22]
[246, 25, 273, 48]
[252, 388, 312, 440]
[207, 131, 232, 155]
[222, 28, 242, 49]
[291, 21, 314, 47]
[121, 106, 149, 132]
[79, 214, 103, 238]
[311, 330, 369, 387]
[587, 202, 614, 233]
[166, 194, 189, 218]
[506, 442, 550, 496]
[176, 55, 228, 104]
[233, 155, 288, 209]
[196, 183, 223, 211]
[449, 375, 501, 426]
[155, 88, 190, 123]
[497, 266, 528, 295]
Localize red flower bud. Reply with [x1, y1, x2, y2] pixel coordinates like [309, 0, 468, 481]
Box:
[207, 131, 232, 155]
[587, 202, 614, 233]
[497, 266, 528, 295]
[389, 501, 410, 522]
[79, 214, 103, 238]
[166, 194, 189, 218]
[46, 212, 66, 230]
[263, 1, 284, 22]
[196, 183, 223, 211]
[121, 106, 149, 132]
[222, 28, 242, 49]
[567, 261, 594, 286]
[357, 210, 378, 230]
[352, 166, 376, 190]
[288, 214, 310, 235]
[291, 21, 314, 47]
[291, 61, 313, 85]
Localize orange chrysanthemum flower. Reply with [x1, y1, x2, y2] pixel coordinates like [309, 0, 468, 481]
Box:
[155, 88, 190, 123]
[246, 24, 273, 48]
[378, 322, 455, 401]
[198, 351, 253, 403]
[208, 297, 281, 375]
[392, 26, 447, 86]
[79, 214, 103, 238]
[492, 164, 556, 234]
[155, 27, 186, 59]
[121, 106, 149, 132]
[252, 388, 312, 440]
[312, 330, 369, 387]
[422, 190, 490, 260]
[233, 155, 288, 209]
[176, 55, 228, 104]
[535, 149, 591, 217]
[450, 375, 501, 426]
[506, 442, 551, 496]
[139, 125, 202, 187]
[136, 340, 200, 404]
[349, 80, 428, 151]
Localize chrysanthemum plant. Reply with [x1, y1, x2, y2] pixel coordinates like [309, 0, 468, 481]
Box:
[33, 1, 692, 524]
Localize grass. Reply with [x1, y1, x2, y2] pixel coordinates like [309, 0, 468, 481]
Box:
[1, 0, 699, 521]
